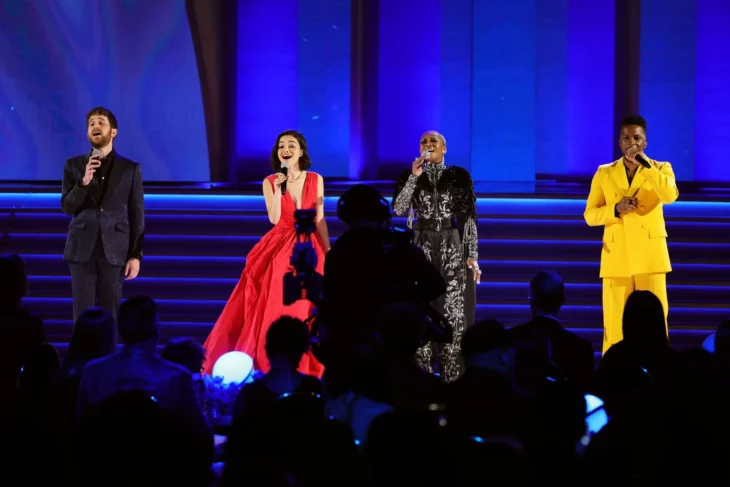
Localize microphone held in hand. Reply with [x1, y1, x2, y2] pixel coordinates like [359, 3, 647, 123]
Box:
[280, 162, 289, 194]
[635, 154, 651, 169]
[421, 150, 430, 166]
[90, 149, 102, 184]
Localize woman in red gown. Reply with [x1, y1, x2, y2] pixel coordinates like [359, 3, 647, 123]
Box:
[203, 130, 330, 377]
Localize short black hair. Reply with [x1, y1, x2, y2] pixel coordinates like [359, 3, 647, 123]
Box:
[86, 106, 118, 130]
[265, 316, 310, 365]
[620, 114, 647, 134]
[118, 296, 159, 344]
[529, 270, 565, 313]
[461, 319, 509, 359]
[337, 184, 391, 225]
[269, 130, 312, 173]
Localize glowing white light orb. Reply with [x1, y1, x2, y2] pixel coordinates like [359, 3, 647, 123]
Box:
[211, 351, 253, 385]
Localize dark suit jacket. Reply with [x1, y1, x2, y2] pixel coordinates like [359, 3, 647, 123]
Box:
[510, 315, 595, 389]
[61, 150, 144, 266]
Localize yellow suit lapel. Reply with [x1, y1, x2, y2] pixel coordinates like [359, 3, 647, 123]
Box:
[611, 159, 630, 195]
[612, 157, 647, 198]
[628, 166, 647, 197]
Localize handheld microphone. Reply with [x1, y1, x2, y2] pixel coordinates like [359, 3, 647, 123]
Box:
[90, 149, 102, 184]
[421, 150, 430, 167]
[635, 154, 651, 169]
[280, 162, 289, 194]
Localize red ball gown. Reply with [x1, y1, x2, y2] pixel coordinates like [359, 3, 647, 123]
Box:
[202, 172, 325, 377]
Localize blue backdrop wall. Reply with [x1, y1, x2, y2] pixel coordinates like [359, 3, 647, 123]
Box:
[0, 0, 209, 181]
[2, 0, 729, 183]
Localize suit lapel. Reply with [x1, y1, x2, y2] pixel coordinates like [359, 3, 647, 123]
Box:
[611, 158, 630, 195]
[628, 166, 647, 197]
[83, 151, 101, 205]
[102, 156, 125, 204]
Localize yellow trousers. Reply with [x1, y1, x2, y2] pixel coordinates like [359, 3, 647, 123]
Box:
[602, 273, 668, 353]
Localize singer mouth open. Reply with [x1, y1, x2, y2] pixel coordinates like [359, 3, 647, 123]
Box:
[392, 130, 479, 383]
[201, 130, 330, 377]
[583, 114, 679, 354]
[61, 106, 145, 323]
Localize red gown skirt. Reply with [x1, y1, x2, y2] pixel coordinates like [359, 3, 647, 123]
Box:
[202, 172, 325, 377]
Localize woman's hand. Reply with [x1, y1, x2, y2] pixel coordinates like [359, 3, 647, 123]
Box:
[412, 151, 429, 177]
[467, 258, 481, 284]
[273, 172, 286, 189]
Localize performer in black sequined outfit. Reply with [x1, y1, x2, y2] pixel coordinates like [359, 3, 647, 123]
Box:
[392, 131, 480, 382]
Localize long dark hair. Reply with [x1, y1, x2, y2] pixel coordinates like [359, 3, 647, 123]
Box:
[57, 307, 117, 380]
[269, 130, 312, 173]
[622, 290, 667, 347]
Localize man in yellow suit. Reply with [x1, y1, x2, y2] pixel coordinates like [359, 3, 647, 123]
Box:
[584, 114, 679, 353]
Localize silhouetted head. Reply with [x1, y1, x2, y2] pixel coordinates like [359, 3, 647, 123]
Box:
[162, 338, 206, 374]
[337, 184, 391, 228]
[265, 316, 310, 367]
[622, 290, 667, 347]
[461, 319, 514, 374]
[60, 307, 117, 378]
[0, 254, 28, 308]
[118, 296, 159, 346]
[529, 270, 565, 315]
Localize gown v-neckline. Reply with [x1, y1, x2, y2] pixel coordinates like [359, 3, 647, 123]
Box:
[286, 172, 308, 210]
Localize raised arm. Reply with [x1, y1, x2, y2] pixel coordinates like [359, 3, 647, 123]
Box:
[315, 174, 331, 252]
[263, 174, 285, 224]
[393, 172, 418, 216]
[643, 161, 679, 204]
[584, 169, 619, 227]
[61, 158, 90, 215]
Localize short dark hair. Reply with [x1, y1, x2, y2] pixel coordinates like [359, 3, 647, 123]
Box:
[265, 316, 310, 365]
[86, 106, 118, 130]
[620, 114, 647, 134]
[162, 338, 206, 374]
[269, 130, 312, 173]
[0, 254, 28, 304]
[118, 296, 159, 344]
[529, 270, 565, 313]
[461, 319, 509, 359]
[337, 184, 391, 225]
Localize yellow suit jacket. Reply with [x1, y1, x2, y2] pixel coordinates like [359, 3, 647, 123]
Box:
[584, 157, 679, 278]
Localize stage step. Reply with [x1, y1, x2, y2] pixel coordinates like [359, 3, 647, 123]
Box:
[1, 192, 727, 358]
[14, 254, 730, 285]
[4, 233, 730, 264]
[23, 275, 730, 305]
[4, 211, 730, 242]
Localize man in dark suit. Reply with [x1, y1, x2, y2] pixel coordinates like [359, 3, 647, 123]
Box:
[61, 107, 144, 322]
[509, 270, 594, 389]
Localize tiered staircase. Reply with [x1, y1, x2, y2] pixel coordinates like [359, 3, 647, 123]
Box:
[0, 190, 727, 356]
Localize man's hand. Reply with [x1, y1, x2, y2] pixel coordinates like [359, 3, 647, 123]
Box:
[624, 146, 648, 169]
[616, 196, 637, 215]
[124, 258, 140, 280]
[81, 157, 101, 186]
